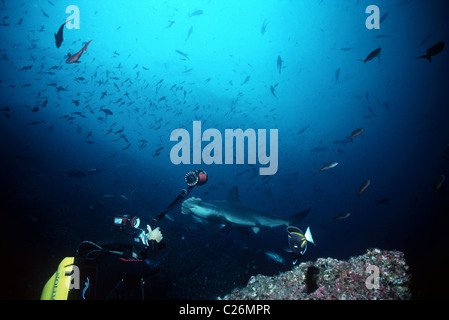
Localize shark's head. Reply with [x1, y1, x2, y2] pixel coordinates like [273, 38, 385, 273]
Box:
[181, 197, 219, 219]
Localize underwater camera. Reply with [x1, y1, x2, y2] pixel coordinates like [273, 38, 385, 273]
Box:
[113, 215, 140, 229]
[184, 169, 208, 187]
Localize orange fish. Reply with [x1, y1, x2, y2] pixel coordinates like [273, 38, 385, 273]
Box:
[345, 128, 364, 142]
[358, 180, 371, 196]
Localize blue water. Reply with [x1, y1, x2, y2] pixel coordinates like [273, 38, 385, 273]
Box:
[1, 0, 448, 299]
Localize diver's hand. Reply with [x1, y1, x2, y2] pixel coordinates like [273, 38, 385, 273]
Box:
[146, 225, 163, 243]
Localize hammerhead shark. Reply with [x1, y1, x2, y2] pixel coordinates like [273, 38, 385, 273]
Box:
[66, 40, 92, 64]
[181, 186, 311, 234]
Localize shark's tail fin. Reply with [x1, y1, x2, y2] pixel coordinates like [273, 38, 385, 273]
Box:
[288, 208, 311, 226]
[83, 40, 92, 52]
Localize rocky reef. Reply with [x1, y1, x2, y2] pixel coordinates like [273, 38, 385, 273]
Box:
[221, 249, 411, 300]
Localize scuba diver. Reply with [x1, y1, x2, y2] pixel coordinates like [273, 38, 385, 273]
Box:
[286, 226, 315, 265]
[41, 170, 208, 300]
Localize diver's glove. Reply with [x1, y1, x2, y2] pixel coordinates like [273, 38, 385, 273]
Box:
[146, 225, 163, 243]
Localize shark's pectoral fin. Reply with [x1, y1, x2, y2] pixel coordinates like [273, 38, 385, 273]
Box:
[252, 227, 260, 234]
[288, 208, 312, 226]
[75, 61, 81, 63]
[67, 53, 72, 58]
[192, 216, 205, 224]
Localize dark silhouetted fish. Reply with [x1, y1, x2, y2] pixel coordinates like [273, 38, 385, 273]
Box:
[189, 10, 203, 17]
[297, 125, 309, 135]
[241, 75, 250, 85]
[54, 22, 66, 48]
[416, 41, 445, 63]
[66, 170, 87, 178]
[359, 48, 381, 64]
[417, 34, 432, 48]
[261, 19, 268, 35]
[100, 108, 113, 118]
[164, 20, 175, 29]
[377, 198, 392, 204]
[175, 50, 190, 60]
[270, 83, 278, 98]
[379, 13, 388, 24]
[277, 56, 283, 73]
[345, 128, 364, 142]
[185, 26, 193, 42]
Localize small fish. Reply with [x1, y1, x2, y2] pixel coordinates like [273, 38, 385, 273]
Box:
[345, 128, 364, 142]
[241, 75, 250, 85]
[319, 161, 338, 172]
[359, 48, 381, 64]
[100, 108, 113, 118]
[434, 174, 445, 193]
[189, 10, 203, 17]
[335, 68, 340, 84]
[333, 212, 351, 221]
[416, 41, 445, 63]
[164, 20, 175, 29]
[297, 125, 309, 135]
[358, 180, 371, 197]
[261, 19, 268, 35]
[185, 26, 193, 42]
[264, 251, 284, 264]
[277, 56, 283, 74]
[27, 120, 46, 126]
[270, 83, 278, 98]
[175, 50, 190, 60]
[377, 198, 392, 204]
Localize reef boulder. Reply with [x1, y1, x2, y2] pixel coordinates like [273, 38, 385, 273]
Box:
[221, 248, 411, 300]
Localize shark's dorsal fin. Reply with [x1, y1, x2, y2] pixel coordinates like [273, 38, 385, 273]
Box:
[226, 186, 240, 202]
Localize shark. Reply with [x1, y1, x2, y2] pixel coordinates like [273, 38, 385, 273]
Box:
[181, 186, 311, 234]
[54, 22, 66, 48]
[66, 40, 92, 64]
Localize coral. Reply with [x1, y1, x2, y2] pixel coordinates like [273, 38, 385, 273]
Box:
[220, 248, 411, 300]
